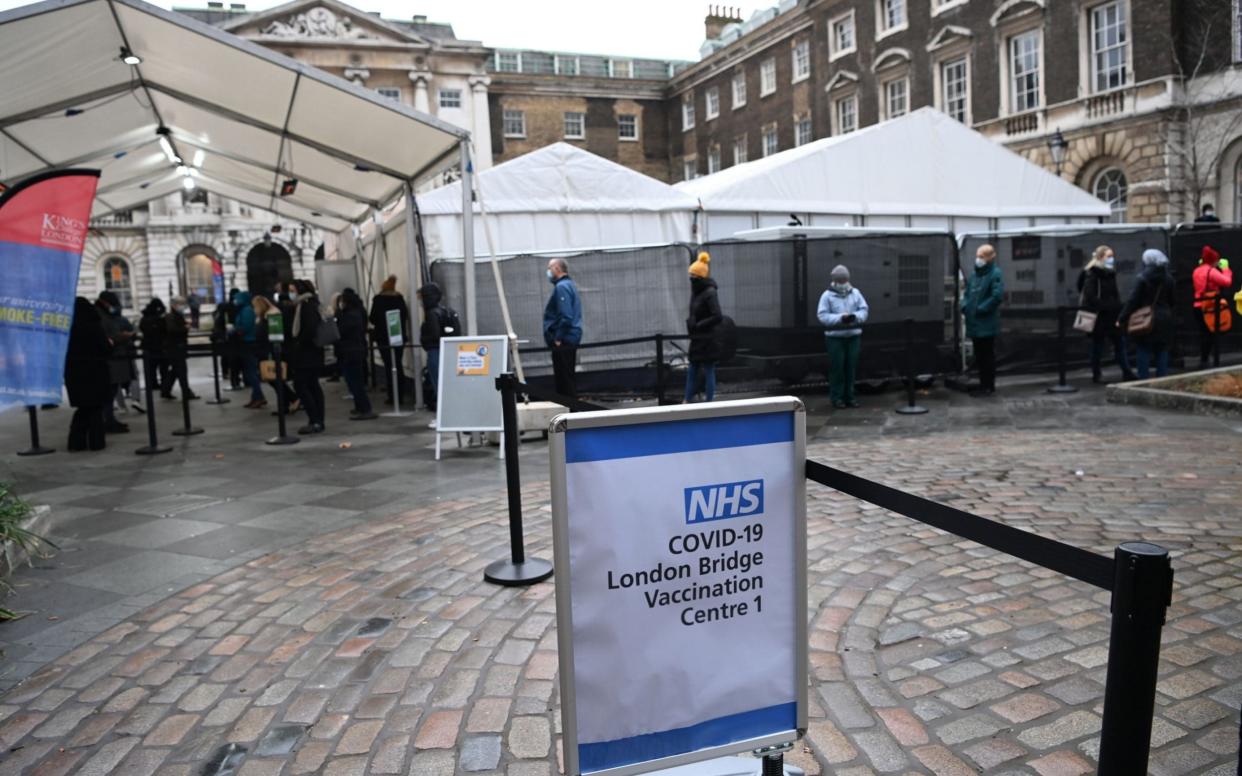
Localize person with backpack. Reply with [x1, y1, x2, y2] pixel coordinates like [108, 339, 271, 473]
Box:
[685, 252, 724, 403]
[1076, 245, 1134, 383]
[369, 275, 411, 406]
[291, 279, 327, 433]
[816, 264, 869, 409]
[417, 282, 460, 405]
[1119, 249, 1177, 379]
[337, 288, 376, 421]
[1193, 245, 1232, 369]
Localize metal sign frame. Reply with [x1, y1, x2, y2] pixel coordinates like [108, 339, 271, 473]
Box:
[549, 397, 808, 776]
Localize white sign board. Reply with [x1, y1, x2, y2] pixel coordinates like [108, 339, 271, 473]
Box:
[434, 335, 510, 459]
[550, 398, 808, 776]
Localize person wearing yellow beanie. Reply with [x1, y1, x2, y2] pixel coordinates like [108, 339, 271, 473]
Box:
[686, 251, 723, 402]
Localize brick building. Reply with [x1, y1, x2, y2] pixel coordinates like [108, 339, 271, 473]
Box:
[669, 0, 1242, 224]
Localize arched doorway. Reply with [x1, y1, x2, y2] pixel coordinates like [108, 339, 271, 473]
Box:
[178, 245, 224, 303]
[246, 240, 294, 298]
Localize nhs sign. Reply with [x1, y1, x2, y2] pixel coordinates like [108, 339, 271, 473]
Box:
[684, 479, 764, 524]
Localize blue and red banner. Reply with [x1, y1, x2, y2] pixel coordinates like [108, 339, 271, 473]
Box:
[0, 170, 100, 409]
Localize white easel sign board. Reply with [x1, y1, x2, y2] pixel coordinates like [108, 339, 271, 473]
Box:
[549, 398, 808, 776]
[434, 335, 510, 459]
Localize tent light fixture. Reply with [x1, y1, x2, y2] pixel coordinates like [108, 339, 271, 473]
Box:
[279, 178, 298, 197]
[192, 149, 205, 168]
[157, 128, 180, 165]
[182, 176, 196, 190]
[176, 165, 190, 176]
[120, 47, 142, 66]
[64, 108, 84, 117]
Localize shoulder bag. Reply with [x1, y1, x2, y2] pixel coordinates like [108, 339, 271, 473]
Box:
[1073, 276, 1097, 333]
[1126, 281, 1164, 337]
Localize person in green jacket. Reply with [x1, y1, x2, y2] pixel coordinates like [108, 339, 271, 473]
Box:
[962, 243, 1005, 396]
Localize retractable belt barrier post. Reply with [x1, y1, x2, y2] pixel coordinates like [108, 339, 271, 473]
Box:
[482, 372, 554, 587]
[172, 361, 204, 437]
[135, 352, 171, 456]
[895, 318, 928, 415]
[1047, 307, 1078, 394]
[16, 405, 54, 456]
[206, 342, 229, 405]
[266, 343, 299, 446]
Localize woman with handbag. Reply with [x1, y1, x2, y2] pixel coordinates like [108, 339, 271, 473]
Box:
[1076, 245, 1134, 383]
[253, 296, 297, 413]
[1118, 249, 1176, 379]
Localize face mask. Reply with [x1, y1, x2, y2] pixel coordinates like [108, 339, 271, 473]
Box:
[832, 282, 849, 292]
[546, 269, 555, 283]
[110, 306, 120, 315]
[1104, 257, 1115, 269]
[975, 258, 987, 269]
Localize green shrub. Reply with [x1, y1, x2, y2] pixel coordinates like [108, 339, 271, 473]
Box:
[0, 483, 56, 621]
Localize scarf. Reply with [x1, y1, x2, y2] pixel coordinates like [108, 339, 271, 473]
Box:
[831, 282, 853, 297]
[291, 293, 313, 337]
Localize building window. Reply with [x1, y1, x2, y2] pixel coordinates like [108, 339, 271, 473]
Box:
[829, 11, 856, 60]
[610, 59, 632, 78]
[502, 109, 526, 138]
[878, 0, 907, 35]
[683, 157, 697, 181]
[376, 87, 401, 101]
[564, 112, 585, 139]
[495, 51, 521, 72]
[792, 40, 811, 82]
[705, 87, 720, 120]
[101, 256, 134, 311]
[1093, 168, 1128, 222]
[438, 89, 462, 109]
[836, 94, 858, 134]
[708, 146, 722, 174]
[760, 58, 777, 96]
[183, 252, 216, 299]
[555, 55, 579, 76]
[1089, 1, 1128, 92]
[795, 115, 813, 146]
[941, 57, 969, 123]
[618, 114, 638, 141]
[762, 124, 779, 157]
[733, 135, 748, 165]
[932, 0, 968, 14]
[682, 94, 696, 130]
[732, 71, 747, 108]
[883, 76, 908, 119]
[1009, 30, 1042, 113]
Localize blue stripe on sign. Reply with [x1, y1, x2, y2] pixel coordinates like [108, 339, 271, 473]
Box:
[578, 702, 797, 773]
[565, 412, 793, 463]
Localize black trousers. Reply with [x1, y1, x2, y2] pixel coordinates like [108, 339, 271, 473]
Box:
[160, 355, 191, 398]
[972, 336, 996, 391]
[1198, 314, 1219, 367]
[294, 367, 325, 427]
[378, 344, 405, 399]
[68, 406, 105, 451]
[552, 345, 578, 398]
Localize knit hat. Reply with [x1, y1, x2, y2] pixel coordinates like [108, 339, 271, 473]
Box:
[689, 251, 711, 278]
[381, 275, 398, 292]
[1142, 249, 1169, 267]
[1202, 245, 1221, 265]
[831, 264, 850, 280]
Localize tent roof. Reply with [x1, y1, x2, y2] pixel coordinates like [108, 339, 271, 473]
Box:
[418, 142, 699, 215]
[675, 108, 1112, 219]
[0, 0, 467, 231]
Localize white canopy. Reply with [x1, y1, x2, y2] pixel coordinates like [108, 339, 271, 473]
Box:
[415, 142, 698, 258]
[676, 107, 1111, 239]
[0, 0, 468, 232]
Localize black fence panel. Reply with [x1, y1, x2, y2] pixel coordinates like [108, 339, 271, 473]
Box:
[1170, 223, 1242, 361]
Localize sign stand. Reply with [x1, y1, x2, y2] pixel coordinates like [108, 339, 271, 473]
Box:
[264, 316, 298, 446]
[382, 311, 411, 418]
[434, 335, 509, 460]
[17, 406, 54, 456]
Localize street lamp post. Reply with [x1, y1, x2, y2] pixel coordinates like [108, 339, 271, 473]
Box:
[1047, 128, 1068, 177]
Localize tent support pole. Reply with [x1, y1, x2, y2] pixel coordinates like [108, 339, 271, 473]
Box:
[460, 139, 478, 336]
[469, 143, 525, 384]
[404, 181, 425, 411]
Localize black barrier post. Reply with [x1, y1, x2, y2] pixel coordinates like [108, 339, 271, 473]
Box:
[1098, 542, 1173, 775]
[172, 372, 204, 437]
[895, 318, 928, 415]
[205, 343, 229, 405]
[135, 353, 171, 456]
[1047, 306, 1079, 394]
[266, 343, 299, 446]
[655, 333, 666, 406]
[483, 373, 554, 587]
[761, 754, 784, 776]
[17, 406, 54, 456]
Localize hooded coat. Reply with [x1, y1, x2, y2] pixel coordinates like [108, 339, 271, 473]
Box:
[417, 282, 452, 350]
[336, 296, 369, 365]
[139, 299, 167, 357]
[1120, 264, 1177, 347]
[234, 291, 257, 343]
[64, 297, 112, 408]
[687, 276, 723, 362]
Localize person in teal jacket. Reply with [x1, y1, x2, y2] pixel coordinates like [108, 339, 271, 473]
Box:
[962, 244, 1004, 396]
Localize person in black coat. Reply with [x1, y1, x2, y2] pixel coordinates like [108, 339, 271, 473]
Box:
[138, 298, 167, 394]
[1118, 249, 1177, 379]
[369, 275, 411, 404]
[1076, 245, 1134, 383]
[64, 297, 113, 451]
[161, 297, 197, 400]
[685, 252, 724, 403]
[291, 279, 326, 433]
[336, 288, 375, 420]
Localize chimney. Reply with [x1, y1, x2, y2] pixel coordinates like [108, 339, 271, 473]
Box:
[412, 14, 427, 23]
[704, 5, 742, 40]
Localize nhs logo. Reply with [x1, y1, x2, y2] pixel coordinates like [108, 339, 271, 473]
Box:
[684, 479, 764, 524]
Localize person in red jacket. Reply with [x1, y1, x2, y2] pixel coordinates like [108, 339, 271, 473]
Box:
[1193, 245, 1233, 368]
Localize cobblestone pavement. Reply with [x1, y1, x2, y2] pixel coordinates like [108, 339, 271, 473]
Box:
[1, 373, 1241, 774]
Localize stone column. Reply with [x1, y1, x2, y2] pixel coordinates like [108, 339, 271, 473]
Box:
[409, 70, 431, 114]
[468, 75, 492, 171]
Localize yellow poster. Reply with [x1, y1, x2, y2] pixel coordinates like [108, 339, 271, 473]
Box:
[455, 342, 492, 375]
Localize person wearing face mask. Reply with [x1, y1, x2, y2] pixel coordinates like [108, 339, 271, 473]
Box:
[1076, 245, 1134, 383]
[1196, 203, 1220, 224]
[962, 244, 1005, 396]
[685, 252, 724, 403]
[543, 258, 583, 398]
[816, 265, 869, 409]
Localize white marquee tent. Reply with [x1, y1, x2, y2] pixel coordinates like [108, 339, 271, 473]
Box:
[676, 108, 1111, 240]
[411, 142, 699, 259]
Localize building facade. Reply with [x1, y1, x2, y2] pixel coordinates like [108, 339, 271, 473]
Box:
[669, 0, 1242, 225]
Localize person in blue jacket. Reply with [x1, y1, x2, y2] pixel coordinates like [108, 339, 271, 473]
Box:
[816, 264, 869, 409]
[962, 243, 1005, 396]
[233, 291, 265, 408]
[543, 258, 583, 398]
